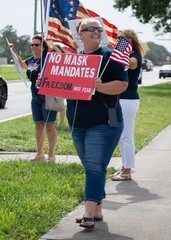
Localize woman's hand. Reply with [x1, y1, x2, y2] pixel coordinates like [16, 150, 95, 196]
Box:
[94, 77, 102, 92]
[36, 73, 41, 89]
[8, 43, 15, 51]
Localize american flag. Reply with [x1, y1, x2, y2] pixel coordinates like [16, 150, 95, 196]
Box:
[43, 0, 118, 51]
[84, 9, 118, 47]
[110, 36, 132, 71]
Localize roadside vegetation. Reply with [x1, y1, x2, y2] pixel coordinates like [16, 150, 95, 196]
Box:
[0, 65, 27, 80]
[0, 82, 171, 239]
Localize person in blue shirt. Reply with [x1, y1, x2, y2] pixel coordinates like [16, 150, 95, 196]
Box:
[111, 29, 148, 181]
[9, 35, 57, 162]
[67, 18, 128, 228]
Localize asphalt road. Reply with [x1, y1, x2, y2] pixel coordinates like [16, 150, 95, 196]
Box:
[0, 80, 31, 122]
[140, 66, 171, 86]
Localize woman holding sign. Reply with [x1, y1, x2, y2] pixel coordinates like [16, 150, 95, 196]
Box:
[66, 18, 128, 229]
[8, 35, 57, 162]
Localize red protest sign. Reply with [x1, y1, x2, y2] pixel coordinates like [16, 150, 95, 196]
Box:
[38, 52, 102, 100]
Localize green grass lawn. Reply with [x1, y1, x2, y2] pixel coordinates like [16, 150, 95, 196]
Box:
[0, 81, 171, 239]
[0, 82, 171, 156]
[0, 161, 85, 240]
[0, 65, 27, 80]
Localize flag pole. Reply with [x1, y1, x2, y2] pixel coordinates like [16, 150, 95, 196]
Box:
[40, 0, 44, 36]
[40, 0, 44, 69]
[99, 58, 110, 78]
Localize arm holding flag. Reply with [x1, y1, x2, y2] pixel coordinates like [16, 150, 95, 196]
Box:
[6, 38, 28, 87]
[7, 40, 27, 69]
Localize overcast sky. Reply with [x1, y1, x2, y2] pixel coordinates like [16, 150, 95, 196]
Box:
[0, 0, 171, 52]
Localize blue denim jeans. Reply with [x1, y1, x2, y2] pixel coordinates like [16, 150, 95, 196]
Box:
[31, 93, 57, 124]
[71, 122, 123, 203]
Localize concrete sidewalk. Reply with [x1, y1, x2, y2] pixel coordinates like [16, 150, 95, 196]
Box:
[0, 125, 171, 240]
[39, 124, 171, 240]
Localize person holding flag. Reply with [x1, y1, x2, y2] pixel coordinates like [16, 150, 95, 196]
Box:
[111, 29, 149, 181]
[66, 18, 128, 229]
[8, 35, 58, 162]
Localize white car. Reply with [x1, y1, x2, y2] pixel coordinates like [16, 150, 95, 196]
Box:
[159, 64, 171, 79]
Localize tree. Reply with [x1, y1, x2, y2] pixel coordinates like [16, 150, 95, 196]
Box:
[145, 42, 171, 65]
[113, 0, 171, 33]
[0, 25, 31, 63]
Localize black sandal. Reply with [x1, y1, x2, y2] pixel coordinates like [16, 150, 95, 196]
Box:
[79, 217, 95, 229]
[76, 215, 103, 223]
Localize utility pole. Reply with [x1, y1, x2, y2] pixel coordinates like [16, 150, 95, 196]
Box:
[34, 0, 39, 35]
[34, 0, 44, 36]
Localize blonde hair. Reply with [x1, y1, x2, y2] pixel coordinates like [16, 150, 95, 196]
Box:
[120, 29, 149, 57]
[76, 18, 102, 33]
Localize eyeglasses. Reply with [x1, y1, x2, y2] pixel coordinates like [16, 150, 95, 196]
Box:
[81, 26, 103, 33]
[30, 43, 41, 47]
